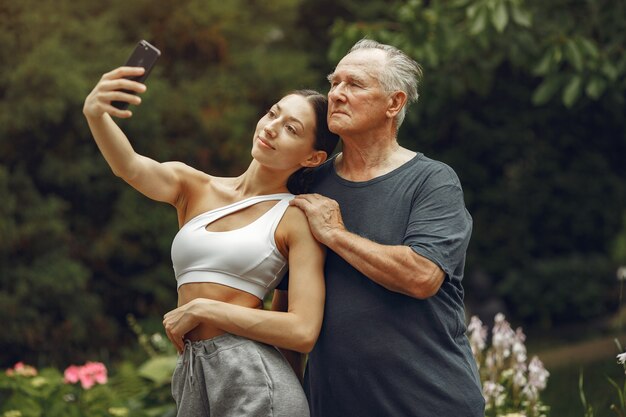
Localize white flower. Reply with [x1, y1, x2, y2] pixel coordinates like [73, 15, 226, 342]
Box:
[513, 369, 527, 388]
[527, 356, 550, 391]
[468, 316, 488, 355]
[617, 352, 626, 365]
[512, 327, 527, 363]
[483, 380, 505, 403]
[522, 384, 539, 402]
[492, 314, 515, 360]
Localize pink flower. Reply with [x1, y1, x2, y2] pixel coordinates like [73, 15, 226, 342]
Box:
[6, 362, 38, 377]
[64, 365, 81, 384]
[63, 362, 108, 389]
[80, 362, 107, 389]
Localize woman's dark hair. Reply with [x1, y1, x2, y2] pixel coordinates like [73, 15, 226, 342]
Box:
[286, 89, 340, 194]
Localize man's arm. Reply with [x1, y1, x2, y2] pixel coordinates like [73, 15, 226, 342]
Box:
[290, 194, 445, 299]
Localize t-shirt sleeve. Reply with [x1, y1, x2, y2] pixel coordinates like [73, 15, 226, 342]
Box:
[403, 168, 472, 282]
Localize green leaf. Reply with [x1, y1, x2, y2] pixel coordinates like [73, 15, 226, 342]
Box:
[466, 3, 479, 19]
[533, 51, 553, 76]
[451, 0, 472, 8]
[470, 6, 488, 35]
[552, 46, 563, 64]
[511, 4, 532, 27]
[585, 76, 606, 99]
[565, 40, 584, 71]
[532, 76, 562, 105]
[601, 61, 619, 81]
[491, 1, 509, 32]
[578, 37, 599, 59]
[137, 355, 178, 386]
[562, 75, 582, 108]
[607, 376, 625, 412]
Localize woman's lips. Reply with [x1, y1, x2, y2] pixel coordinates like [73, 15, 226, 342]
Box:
[257, 136, 275, 149]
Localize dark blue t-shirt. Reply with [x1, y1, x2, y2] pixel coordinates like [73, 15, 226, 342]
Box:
[303, 153, 485, 417]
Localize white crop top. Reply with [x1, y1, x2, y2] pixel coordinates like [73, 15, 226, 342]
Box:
[171, 193, 294, 299]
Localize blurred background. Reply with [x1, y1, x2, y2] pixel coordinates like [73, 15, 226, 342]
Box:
[0, 0, 624, 415]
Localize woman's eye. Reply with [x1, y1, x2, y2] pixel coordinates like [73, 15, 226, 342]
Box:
[267, 109, 277, 118]
[286, 125, 297, 134]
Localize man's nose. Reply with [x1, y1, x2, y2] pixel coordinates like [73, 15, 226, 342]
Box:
[329, 83, 346, 102]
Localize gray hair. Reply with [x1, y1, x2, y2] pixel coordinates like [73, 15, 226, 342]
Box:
[348, 39, 423, 128]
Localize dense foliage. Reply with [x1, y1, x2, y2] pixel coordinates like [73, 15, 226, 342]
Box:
[0, 0, 624, 367]
[0, 0, 317, 366]
[326, 0, 626, 327]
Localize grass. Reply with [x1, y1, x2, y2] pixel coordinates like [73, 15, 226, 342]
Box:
[542, 357, 623, 417]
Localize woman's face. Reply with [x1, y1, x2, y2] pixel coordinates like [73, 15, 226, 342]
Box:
[251, 94, 320, 172]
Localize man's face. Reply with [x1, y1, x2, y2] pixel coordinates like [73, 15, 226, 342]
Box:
[327, 49, 390, 137]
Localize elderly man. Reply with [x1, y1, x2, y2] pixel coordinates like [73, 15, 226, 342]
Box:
[289, 39, 485, 417]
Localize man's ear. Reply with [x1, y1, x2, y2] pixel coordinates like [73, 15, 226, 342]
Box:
[386, 91, 407, 119]
[302, 150, 328, 168]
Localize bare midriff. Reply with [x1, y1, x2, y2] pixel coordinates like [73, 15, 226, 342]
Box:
[177, 282, 263, 342]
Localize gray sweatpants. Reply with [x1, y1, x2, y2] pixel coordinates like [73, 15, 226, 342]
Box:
[171, 334, 310, 417]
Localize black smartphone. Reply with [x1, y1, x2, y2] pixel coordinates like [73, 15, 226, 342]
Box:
[112, 40, 161, 110]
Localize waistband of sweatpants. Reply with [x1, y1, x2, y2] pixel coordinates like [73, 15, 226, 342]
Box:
[184, 333, 264, 357]
[182, 333, 265, 386]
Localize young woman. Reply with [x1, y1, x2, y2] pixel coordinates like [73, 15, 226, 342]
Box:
[83, 66, 338, 416]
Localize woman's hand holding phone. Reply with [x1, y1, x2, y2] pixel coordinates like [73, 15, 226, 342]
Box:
[83, 40, 160, 119]
[83, 67, 147, 119]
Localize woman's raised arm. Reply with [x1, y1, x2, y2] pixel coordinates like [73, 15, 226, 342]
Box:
[83, 66, 183, 205]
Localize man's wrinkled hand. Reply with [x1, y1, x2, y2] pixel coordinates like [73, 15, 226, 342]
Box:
[289, 193, 345, 245]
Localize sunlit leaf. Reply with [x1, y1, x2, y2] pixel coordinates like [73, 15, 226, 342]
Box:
[562, 75, 583, 108]
[451, 0, 472, 8]
[578, 37, 599, 59]
[138, 355, 178, 386]
[533, 51, 553, 76]
[491, 0, 509, 32]
[511, 4, 532, 27]
[585, 76, 606, 99]
[565, 40, 583, 71]
[470, 6, 488, 35]
[531, 75, 562, 105]
[601, 61, 619, 81]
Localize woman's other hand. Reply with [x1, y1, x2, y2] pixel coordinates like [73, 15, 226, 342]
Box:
[163, 299, 207, 354]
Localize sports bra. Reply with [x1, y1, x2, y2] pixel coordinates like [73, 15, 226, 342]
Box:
[171, 193, 294, 299]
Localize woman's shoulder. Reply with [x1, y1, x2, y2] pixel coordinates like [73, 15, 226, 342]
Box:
[277, 205, 315, 240]
[283, 204, 308, 223]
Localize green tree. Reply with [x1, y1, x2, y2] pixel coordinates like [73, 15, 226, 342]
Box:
[324, 0, 626, 327]
[0, 0, 317, 366]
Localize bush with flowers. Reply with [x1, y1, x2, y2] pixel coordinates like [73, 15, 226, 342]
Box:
[468, 313, 551, 417]
[0, 317, 177, 417]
